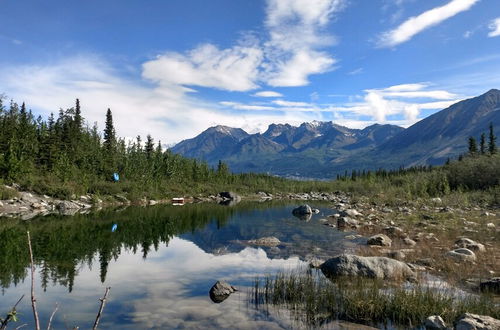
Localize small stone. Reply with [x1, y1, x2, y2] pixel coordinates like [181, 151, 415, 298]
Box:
[424, 315, 446, 329]
[431, 197, 442, 203]
[367, 234, 392, 247]
[455, 237, 486, 252]
[148, 200, 157, 206]
[403, 238, 417, 246]
[383, 226, 407, 238]
[337, 217, 359, 228]
[209, 280, 237, 303]
[445, 248, 476, 262]
[486, 223, 495, 229]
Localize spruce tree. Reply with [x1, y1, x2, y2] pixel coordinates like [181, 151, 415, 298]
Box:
[480, 133, 486, 154]
[103, 108, 115, 152]
[468, 136, 477, 155]
[488, 122, 497, 154]
[145, 134, 154, 158]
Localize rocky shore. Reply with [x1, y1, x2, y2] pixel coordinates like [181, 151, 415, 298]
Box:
[0, 185, 348, 220]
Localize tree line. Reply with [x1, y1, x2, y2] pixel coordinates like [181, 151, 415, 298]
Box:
[0, 97, 256, 198]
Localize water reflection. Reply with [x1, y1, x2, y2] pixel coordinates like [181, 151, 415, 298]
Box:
[0, 201, 356, 328]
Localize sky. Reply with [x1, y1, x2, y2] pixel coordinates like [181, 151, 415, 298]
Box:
[1, 0, 499, 145]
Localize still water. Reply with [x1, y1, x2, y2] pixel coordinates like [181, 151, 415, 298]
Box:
[0, 201, 358, 329]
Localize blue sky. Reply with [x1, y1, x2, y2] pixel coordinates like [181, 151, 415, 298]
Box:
[1, 0, 499, 144]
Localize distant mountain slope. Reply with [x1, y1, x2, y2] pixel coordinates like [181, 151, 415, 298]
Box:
[372, 88, 500, 166]
[170, 89, 500, 178]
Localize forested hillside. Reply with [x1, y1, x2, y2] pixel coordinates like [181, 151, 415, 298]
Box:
[0, 97, 323, 199]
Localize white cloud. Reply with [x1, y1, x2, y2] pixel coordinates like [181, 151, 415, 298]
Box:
[488, 17, 500, 37]
[142, 0, 344, 92]
[263, 0, 343, 86]
[272, 99, 311, 107]
[378, 0, 479, 47]
[1, 56, 323, 144]
[252, 90, 283, 97]
[142, 43, 263, 92]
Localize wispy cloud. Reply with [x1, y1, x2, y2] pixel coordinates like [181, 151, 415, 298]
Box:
[488, 17, 500, 37]
[252, 91, 283, 97]
[348, 68, 363, 75]
[378, 0, 479, 47]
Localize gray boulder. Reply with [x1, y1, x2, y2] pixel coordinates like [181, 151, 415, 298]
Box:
[455, 237, 486, 252]
[445, 248, 476, 262]
[480, 278, 500, 294]
[424, 315, 446, 329]
[455, 313, 500, 330]
[209, 280, 237, 303]
[367, 234, 392, 247]
[320, 254, 416, 281]
[292, 204, 312, 215]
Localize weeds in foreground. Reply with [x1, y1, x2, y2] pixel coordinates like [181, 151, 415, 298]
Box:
[251, 271, 499, 328]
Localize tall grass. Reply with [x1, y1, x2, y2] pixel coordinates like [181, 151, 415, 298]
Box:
[251, 270, 499, 328]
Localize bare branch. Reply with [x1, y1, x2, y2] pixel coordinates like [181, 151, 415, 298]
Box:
[27, 231, 41, 330]
[0, 295, 25, 330]
[46, 303, 59, 330]
[92, 287, 111, 330]
[15, 324, 28, 330]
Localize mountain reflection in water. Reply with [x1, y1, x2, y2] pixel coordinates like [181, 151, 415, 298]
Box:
[0, 201, 356, 329]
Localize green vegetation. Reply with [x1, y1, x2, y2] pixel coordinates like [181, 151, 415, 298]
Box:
[252, 271, 499, 328]
[0, 97, 339, 199]
[0, 96, 498, 205]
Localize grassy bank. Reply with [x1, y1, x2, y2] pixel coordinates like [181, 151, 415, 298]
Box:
[252, 271, 499, 328]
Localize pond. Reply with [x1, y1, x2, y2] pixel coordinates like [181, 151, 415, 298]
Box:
[0, 201, 360, 329]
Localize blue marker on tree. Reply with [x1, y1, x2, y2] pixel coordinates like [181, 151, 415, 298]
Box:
[111, 224, 118, 232]
[113, 173, 120, 182]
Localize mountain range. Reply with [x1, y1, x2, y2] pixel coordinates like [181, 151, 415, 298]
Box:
[171, 89, 500, 179]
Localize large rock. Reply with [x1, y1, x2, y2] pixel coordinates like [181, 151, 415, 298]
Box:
[424, 315, 447, 329]
[455, 238, 486, 252]
[209, 280, 237, 303]
[320, 254, 416, 281]
[480, 278, 500, 294]
[455, 313, 500, 330]
[367, 234, 392, 247]
[292, 204, 312, 215]
[445, 248, 476, 262]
